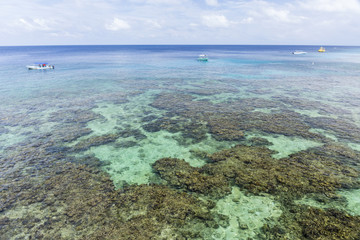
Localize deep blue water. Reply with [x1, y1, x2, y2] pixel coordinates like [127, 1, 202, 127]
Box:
[1, 45, 359, 101]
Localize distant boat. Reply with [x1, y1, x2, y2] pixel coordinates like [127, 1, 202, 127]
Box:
[318, 47, 325, 53]
[292, 50, 307, 55]
[197, 54, 208, 61]
[27, 63, 54, 70]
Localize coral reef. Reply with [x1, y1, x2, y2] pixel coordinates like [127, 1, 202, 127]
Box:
[306, 116, 360, 143]
[0, 126, 9, 134]
[153, 158, 231, 197]
[71, 133, 119, 152]
[142, 117, 184, 133]
[49, 124, 93, 143]
[48, 108, 103, 125]
[0, 162, 115, 239]
[148, 92, 360, 144]
[247, 137, 273, 146]
[273, 96, 352, 116]
[0, 162, 220, 240]
[88, 184, 219, 240]
[2, 84, 360, 240]
[117, 128, 147, 141]
[148, 92, 329, 142]
[183, 83, 239, 96]
[297, 207, 360, 240]
[71, 154, 111, 168]
[202, 144, 360, 197]
[143, 116, 208, 144]
[115, 140, 138, 148]
[263, 205, 360, 240]
[151, 143, 360, 239]
[0, 111, 42, 127]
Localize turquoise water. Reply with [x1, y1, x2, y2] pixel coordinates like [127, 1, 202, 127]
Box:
[1, 45, 360, 239]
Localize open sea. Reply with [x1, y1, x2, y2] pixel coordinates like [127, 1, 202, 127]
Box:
[1, 45, 360, 239]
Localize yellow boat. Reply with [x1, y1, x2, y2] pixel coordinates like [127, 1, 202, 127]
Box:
[318, 46, 325, 52]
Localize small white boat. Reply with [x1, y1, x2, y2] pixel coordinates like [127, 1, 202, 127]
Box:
[197, 54, 208, 61]
[292, 50, 307, 55]
[27, 63, 54, 70]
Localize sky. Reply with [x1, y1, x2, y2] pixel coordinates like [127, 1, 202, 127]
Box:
[0, 0, 359, 46]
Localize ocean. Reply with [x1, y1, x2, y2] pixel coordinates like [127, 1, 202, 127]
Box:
[1, 45, 360, 239]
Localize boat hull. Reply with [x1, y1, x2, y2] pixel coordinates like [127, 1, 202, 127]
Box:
[27, 65, 54, 70]
[292, 51, 307, 55]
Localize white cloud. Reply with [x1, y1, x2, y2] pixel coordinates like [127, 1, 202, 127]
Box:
[202, 14, 230, 28]
[240, 17, 254, 24]
[264, 8, 291, 22]
[1, 0, 360, 45]
[262, 7, 306, 23]
[129, 0, 183, 5]
[145, 19, 162, 29]
[49, 31, 82, 38]
[18, 18, 52, 31]
[300, 0, 360, 12]
[18, 18, 34, 30]
[33, 18, 52, 30]
[205, 0, 218, 6]
[105, 18, 131, 31]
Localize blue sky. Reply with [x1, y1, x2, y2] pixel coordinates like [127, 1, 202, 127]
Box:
[1, 0, 359, 45]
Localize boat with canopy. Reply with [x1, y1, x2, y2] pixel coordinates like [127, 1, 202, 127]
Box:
[197, 54, 208, 61]
[26, 63, 55, 70]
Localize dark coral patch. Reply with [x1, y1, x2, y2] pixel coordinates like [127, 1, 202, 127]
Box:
[71, 133, 119, 152]
[0, 162, 221, 240]
[48, 109, 103, 125]
[248, 137, 273, 146]
[297, 207, 360, 240]
[153, 158, 231, 197]
[148, 92, 330, 142]
[202, 145, 360, 197]
[265, 205, 360, 240]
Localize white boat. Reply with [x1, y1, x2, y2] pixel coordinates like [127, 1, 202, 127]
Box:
[27, 63, 54, 70]
[292, 50, 307, 55]
[197, 54, 208, 61]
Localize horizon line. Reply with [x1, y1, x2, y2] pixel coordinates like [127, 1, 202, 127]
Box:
[1, 44, 359, 47]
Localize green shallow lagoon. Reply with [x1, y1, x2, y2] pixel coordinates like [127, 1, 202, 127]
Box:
[1, 45, 360, 239]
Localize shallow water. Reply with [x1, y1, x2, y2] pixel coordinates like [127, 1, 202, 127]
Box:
[1, 45, 360, 239]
